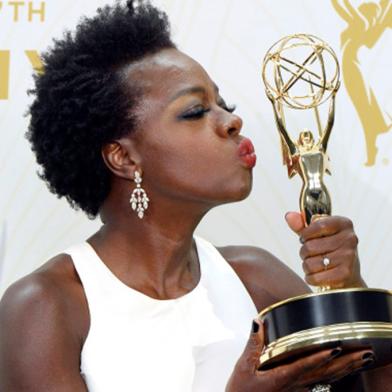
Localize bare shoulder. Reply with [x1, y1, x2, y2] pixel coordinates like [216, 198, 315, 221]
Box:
[0, 254, 88, 391]
[0, 253, 88, 339]
[217, 245, 310, 312]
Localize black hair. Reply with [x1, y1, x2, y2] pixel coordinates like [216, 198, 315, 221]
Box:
[27, 0, 175, 217]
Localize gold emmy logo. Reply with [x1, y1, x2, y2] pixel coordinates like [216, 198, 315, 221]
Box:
[0, 1, 46, 100]
[0, 51, 42, 100]
[0, 1, 45, 22]
[332, 0, 392, 166]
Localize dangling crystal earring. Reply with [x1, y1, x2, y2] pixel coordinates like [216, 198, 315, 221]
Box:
[130, 171, 149, 219]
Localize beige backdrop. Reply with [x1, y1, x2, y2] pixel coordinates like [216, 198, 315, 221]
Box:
[1, 0, 391, 295]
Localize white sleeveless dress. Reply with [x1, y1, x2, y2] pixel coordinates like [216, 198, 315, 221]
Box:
[65, 236, 257, 392]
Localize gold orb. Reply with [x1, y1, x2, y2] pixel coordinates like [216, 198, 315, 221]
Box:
[262, 34, 340, 110]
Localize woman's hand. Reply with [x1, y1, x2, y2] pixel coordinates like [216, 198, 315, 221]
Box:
[226, 320, 375, 392]
[285, 212, 364, 288]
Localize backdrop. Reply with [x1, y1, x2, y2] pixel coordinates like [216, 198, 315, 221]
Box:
[1, 0, 391, 296]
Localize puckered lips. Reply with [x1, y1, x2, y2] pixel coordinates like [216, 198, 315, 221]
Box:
[237, 137, 257, 169]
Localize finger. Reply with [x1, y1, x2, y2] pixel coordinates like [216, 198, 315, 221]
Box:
[302, 248, 348, 275]
[305, 271, 333, 288]
[302, 350, 375, 386]
[285, 211, 305, 235]
[302, 255, 332, 275]
[323, 356, 364, 384]
[302, 249, 358, 287]
[300, 230, 358, 261]
[236, 319, 265, 374]
[299, 231, 347, 260]
[305, 267, 347, 288]
[264, 348, 338, 388]
[300, 216, 353, 242]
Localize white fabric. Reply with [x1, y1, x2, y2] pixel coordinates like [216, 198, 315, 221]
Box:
[65, 236, 257, 392]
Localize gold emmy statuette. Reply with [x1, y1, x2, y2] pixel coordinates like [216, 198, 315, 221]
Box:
[258, 34, 392, 379]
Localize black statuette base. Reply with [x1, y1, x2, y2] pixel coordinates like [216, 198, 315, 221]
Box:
[258, 289, 392, 371]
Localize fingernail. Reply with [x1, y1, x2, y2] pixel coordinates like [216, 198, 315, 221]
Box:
[330, 347, 342, 358]
[299, 236, 305, 244]
[362, 352, 375, 361]
[362, 357, 375, 368]
[252, 320, 260, 333]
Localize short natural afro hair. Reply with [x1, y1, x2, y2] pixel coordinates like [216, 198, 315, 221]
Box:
[27, 0, 175, 217]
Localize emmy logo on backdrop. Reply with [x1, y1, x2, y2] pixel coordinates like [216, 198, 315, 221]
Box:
[0, 51, 42, 100]
[0, 1, 45, 100]
[332, 0, 392, 166]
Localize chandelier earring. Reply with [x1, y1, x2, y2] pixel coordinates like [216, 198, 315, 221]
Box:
[130, 170, 149, 219]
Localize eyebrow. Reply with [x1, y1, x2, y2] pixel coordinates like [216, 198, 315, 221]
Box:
[169, 83, 219, 103]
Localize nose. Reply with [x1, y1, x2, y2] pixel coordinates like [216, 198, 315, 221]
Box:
[219, 112, 243, 138]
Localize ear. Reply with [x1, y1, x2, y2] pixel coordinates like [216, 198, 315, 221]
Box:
[101, 138, 140, 180]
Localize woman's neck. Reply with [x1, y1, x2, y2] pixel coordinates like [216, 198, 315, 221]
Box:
[89, 200, 207, 299]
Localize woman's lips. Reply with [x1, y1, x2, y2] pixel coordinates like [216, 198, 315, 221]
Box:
[237, 137, 257, 169]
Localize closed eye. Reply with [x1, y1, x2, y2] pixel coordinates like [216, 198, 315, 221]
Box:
[180, 105, 210, 120]
[179, 100, 236, 121]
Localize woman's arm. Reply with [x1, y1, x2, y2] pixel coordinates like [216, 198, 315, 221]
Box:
[0, 259, 88, 392]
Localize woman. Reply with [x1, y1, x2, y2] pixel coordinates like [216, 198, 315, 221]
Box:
[0, 1, 390, 391]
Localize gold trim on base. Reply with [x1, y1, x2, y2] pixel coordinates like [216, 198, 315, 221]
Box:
[259, 321, 392, 367]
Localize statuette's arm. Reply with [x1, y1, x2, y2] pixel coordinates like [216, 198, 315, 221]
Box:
[320, 90, 337, 152]
[267, 93, 297, 157]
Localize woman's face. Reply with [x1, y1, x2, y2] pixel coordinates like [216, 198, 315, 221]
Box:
[122, 48, 256, 208]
